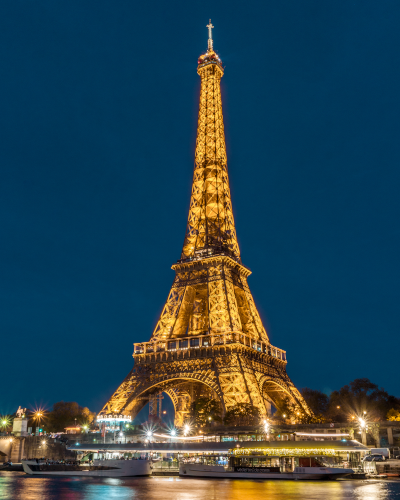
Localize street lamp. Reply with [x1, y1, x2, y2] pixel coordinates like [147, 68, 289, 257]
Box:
[358, 417, 366, 430]
[263, 420, 270, 438]
[183, 424, 191, 437]
[34, 410, 45, 435]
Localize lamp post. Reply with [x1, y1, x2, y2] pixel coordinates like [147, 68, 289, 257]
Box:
[35, 412, 44, 436]
[358, 416, 367, 445]
[263, 420, 270, 440]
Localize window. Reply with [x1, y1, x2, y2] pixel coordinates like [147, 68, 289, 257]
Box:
[190, 338, 200, 348]
[179, 339, 188, 349]
[168, 341, 176, 350]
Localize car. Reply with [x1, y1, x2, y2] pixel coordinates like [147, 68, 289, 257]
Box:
[363, 454, 385, 462]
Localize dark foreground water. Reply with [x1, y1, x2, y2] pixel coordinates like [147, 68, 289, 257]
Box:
[1, 472, 400, 500]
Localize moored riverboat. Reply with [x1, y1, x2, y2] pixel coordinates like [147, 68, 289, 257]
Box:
[179, 454, 353, 480]
[22, 458, 151, 477]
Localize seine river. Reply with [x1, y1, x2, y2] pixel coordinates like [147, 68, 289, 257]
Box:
[1, 473, 400, 499]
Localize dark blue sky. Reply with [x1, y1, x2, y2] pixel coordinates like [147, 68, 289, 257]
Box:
[1, 1, 399, 416]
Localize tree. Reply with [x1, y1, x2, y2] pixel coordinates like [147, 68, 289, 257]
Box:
[81, 407, 96, 425]
[190, 397, 222, 427]
[223, 403, 261, 426]
[326, 378, 400, 422]
[45, 401, 96, 433]
[387, 409, 400, 421]
[301, 388, 329, 415]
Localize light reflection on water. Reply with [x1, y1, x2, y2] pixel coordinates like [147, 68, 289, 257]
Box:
[0, 473, 399, 500]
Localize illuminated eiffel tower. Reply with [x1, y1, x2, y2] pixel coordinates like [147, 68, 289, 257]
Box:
[99, 22, 310, 425]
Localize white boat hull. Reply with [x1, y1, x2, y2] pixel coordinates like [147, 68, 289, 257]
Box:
[179, 464, 353, 480]
[22, 459, 151, 477]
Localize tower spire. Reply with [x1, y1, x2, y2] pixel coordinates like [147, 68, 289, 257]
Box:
[181, 26, 240, 263]
[207, 19, 214, 50]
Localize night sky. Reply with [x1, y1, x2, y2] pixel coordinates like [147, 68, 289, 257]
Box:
[1, 1, 399, 418]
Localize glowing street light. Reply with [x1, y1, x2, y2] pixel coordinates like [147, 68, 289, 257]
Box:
[183, 424, 191, 437]
[146, 430, 153, 439]
[170, 429, 177, 437]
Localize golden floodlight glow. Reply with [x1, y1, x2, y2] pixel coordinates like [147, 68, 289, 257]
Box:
[97, 21, 313, 426]
[234, 448, 338, 457]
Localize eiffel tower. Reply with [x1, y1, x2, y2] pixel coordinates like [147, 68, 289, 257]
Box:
[99, 22, 310, 425]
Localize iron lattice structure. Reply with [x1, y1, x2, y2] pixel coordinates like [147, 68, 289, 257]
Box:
[100, 27, 311, 425]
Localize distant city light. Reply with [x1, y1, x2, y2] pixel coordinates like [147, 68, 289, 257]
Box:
[295, 432, 350, 437]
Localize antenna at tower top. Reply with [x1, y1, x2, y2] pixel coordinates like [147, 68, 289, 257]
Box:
[207, 19, 214, 50]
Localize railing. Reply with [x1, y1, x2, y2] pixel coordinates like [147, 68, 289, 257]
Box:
[175, 248, 241, 265]
[152, 460, 179, 472]
[134, 334, 286, 361]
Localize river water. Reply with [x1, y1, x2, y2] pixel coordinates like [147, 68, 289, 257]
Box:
[1, 473, 400, 500]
